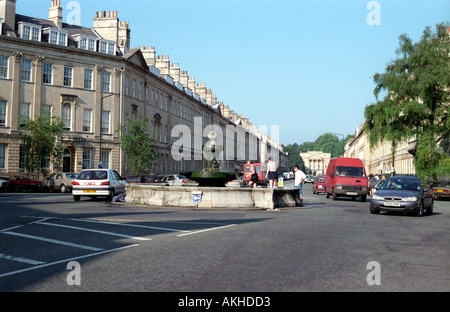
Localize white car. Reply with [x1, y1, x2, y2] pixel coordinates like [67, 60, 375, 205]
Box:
[72, 169, 126, 201]
[162, 174, 198, 186]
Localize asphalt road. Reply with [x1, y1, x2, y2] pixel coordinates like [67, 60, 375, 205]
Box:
[0, 183, 449, 294]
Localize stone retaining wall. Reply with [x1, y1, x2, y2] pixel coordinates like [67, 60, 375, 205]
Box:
[125, 185, 302, 209]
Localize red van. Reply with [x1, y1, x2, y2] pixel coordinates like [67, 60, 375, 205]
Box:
[243, 163, 268, 186]
[324, 157, 369, 202]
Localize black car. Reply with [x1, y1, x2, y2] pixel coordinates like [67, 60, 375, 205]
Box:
[370, 175, 434, 217]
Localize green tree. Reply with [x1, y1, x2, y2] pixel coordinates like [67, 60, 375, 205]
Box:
[314, 133, 344, 158]
[118, 115, 158, 177]
[19, 111, 66, 179]
[283, 143, 305, 171]
[365, 23, 450, 180]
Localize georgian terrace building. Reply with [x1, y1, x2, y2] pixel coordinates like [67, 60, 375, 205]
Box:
[0, 0, 286, 178]
[343, 123, 416, 177]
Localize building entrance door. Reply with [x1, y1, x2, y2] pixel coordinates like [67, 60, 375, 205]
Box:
[63, 148, 72, 172]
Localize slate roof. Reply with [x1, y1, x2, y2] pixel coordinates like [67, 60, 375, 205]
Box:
[13, 14, 122, 55]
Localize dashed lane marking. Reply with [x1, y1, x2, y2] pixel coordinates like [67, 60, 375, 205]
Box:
[0, 253, 45, 265]
[0, 231, 104, 251]
[37, 222, 151, 241]
[0, 244, 139, 278]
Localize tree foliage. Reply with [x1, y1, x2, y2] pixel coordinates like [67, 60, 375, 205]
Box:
[364, 23, 450, 180]
[19, 111, 66, 179]
[283, 143, 305, 171]
[283, 133, 353, 171]
[118, 115, 158, 177]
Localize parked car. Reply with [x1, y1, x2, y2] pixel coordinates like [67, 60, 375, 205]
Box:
[162, 174, 198, 186]
[325, 157, 369, 202]
[313, 175, 326, 195]
[225, 176, 244, 187]
[126, 176, 149, 184]
[42, 172, 78, 193]
[431, 181, 450, 200]
[370, 175, 434, 216]
[0, 177, 9, 192]
[8, 176, 42, 192]
[72, 169, 126, 201]
[305, 175, 315, 183]
[282, 172, 293, 180]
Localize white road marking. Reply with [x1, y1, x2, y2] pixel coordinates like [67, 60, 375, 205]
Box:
[0, 244, 139, 278]
[1, 218, 51, 232]
[1, 231, 104, 251]
[177, 224, 237, 237]
[68, 218, 190, 233]
[0, 253, 45, 265]
[37, 221, 151, 241]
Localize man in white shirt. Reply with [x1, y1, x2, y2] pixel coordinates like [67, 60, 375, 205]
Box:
[294, 165, 306, 200]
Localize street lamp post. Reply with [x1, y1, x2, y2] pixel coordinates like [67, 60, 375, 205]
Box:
[331, 133, 345, 157]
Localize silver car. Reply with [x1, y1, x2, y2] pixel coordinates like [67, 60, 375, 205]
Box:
[162, 174, 198, 186]
[72, 169, 126, 201]
[42, 172, 78, 193]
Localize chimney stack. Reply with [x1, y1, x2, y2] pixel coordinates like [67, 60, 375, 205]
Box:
[0, 0, 17, 36]
[48, 0, 63, 27]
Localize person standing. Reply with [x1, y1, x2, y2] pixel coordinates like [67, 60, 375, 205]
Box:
[293, 165, 306, 200]
[246, 160, 258, 189]
[265, 157, 278, 188]
[369, 174, 375, 196]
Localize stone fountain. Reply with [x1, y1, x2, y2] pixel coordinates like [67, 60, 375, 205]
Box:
[181, 130, 236, 187]
[125, 131, 303, 209]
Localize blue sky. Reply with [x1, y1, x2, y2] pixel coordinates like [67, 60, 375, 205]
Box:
[16, 0, 450, 145]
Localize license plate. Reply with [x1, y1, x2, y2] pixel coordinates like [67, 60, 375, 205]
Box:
[83, 190, 96, 193]
[384, 201, 401, 207]
[437, 190, 443, 193]
[346, 192, 358, 196]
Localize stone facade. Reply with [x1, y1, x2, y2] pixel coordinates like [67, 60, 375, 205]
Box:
[300, 151, 331, 176]
[343, 123, 416, 176]
[0, 0, 286, 178]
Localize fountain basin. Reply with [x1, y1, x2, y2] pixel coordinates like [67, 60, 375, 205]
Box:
[181, 171, 237, 187]
[125, 185, 303, 209]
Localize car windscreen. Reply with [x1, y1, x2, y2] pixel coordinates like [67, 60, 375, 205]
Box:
[77, 170, 108, 180]
[65, 173, 78, 179]
[335, 166, 366, 178]
[245, 166, 261, 174]
[380, 178, 421, 191]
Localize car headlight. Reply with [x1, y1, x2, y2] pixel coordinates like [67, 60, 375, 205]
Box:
[372, 194, 384, 200]
[401, 196, 418, 202]
[335, 185, 342, 190]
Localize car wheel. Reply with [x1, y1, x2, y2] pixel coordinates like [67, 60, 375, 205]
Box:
[107, 189, 115, 202]
[60, 184, 67, 193]
[326, 192, 330, 198]
[361, 195, 367, 202]
[332, 191, 337, 200]
[417, 201, 424, 217]
[73, 195, 80, 201]
[426, 200, 434, 215]
[370, 206, 380, 214]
